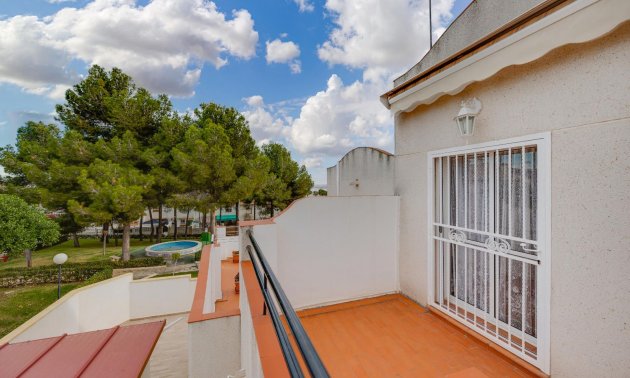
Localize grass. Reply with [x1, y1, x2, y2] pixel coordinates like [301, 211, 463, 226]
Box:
[0, 238, 156, 270]
[0, 282, 80, 339]
[153, 270, 198, 278]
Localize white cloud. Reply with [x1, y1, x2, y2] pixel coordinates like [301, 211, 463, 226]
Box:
[243, 74, 392, 157]
[242, 96, 292, 143]
[245, 95, 264, 107]
[265, 38, 301, 74]
[0, 0, 259, 97]
[301, 157, 323, 169]
[318, 0, 454, 81]
[290, 74, 392, 155]
[294, 0, 314, 12]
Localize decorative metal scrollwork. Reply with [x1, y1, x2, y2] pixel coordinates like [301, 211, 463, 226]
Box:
[448, 230, 466, 243]
[484, 237, 510, 253]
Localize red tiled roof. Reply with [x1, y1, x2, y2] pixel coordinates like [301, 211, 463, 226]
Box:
[0, 321, 164, 378]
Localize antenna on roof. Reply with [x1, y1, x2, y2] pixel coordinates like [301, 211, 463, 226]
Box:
[429, 0, 433, 47]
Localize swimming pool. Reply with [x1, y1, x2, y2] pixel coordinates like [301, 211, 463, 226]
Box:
[145, 240, 202, 258]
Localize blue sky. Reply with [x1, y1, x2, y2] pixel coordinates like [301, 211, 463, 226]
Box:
[0, 0, 470, 184]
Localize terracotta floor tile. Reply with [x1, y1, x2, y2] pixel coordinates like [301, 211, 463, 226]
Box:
[297, 295, 539, 378]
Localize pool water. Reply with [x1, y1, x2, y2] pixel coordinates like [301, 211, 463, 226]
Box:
[145, 240, 203, 257]
[149, 241, 198, 251]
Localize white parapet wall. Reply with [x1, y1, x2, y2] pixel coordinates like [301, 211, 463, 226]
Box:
[129, 275, 197, 319]
[243, 195, 400, 309]
[2, 273, 196, 344]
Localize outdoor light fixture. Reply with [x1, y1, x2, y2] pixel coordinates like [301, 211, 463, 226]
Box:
[454, 98, 482, 137]
[53, 253, 68, 299]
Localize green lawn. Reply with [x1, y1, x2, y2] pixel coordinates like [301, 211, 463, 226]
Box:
[0, 283, 80, 338]
[0, 238, 155, 270]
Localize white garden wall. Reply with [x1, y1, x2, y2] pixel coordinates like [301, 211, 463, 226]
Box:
[2, 273, 196, 344]
[129, 275, 197, 319]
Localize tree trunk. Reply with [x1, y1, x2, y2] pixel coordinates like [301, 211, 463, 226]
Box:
[148, 207, 154, 243]
[122, 224, 131, 261]
[25, 249, 32, 268]
[219, 207, 223, 226]
[202, 212, 207, 231]
[157, 204, 163, 243]
[184, 210, 190, 237]
[72, 233, 80, 248]
[253, 201, 256, 220]
[270, 202, 275, 217]
[139, 213, 144, 241]
[235, 202, 240, 222]
[173, 208, 178, 240]
[210, 210, 216, 235]
[114, 221, 118, 247]
[102, 222, 109, 256]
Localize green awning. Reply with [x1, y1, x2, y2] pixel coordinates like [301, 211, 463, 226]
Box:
[215, 214, 237, 222]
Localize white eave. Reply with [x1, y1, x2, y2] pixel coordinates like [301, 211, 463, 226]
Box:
[383, 0, 630, 114]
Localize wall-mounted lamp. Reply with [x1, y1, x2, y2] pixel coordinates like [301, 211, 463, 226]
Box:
[454, 98, 482, 137]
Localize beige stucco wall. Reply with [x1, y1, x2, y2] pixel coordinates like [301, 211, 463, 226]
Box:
[394, 22, 630, 376]
[327, 147, 395, 196]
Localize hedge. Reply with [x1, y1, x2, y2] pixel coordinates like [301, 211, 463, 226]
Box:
[0, 257, 164, 288]
[79, 267, 113, 287]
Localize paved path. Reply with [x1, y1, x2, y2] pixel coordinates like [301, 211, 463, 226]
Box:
[124, 312, 189, 377]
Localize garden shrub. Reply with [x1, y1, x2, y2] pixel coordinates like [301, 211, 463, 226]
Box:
[0, 257, 164, 288]
[79, 267, 113, 287]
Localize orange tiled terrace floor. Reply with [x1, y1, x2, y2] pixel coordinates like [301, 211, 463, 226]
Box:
[215, 258, 240, 313]
[296, 295, 536, 377]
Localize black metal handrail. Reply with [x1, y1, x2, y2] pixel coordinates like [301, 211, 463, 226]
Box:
[246, 229, 329, 378]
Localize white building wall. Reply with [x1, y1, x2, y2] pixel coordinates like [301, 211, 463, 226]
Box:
[394, 23, 630, 377]
[327, 147, 395, 197]
[246, 196, 399, 309]
[326, 165, 338, 196]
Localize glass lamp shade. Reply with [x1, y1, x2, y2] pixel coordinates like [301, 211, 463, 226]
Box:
[53, 253, 68, 265]
[455, 114, 475, 136]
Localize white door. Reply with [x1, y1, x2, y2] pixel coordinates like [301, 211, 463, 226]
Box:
[428, 133, 550, 373]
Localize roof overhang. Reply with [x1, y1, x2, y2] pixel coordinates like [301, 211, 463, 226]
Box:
[381, 0, 630, 114]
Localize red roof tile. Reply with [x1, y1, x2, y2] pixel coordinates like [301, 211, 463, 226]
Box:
[0, 321, 164, 378]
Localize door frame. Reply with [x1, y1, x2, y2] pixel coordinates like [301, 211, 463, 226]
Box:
[426, 132, 551, 374]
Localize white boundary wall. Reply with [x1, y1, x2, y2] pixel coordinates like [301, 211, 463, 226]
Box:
[2, 274, 196, 343]
[244, 196, 400, 309]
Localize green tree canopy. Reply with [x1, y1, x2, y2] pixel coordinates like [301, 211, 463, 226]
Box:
[172, 122, 235, 231]
[56, 65, 172, 144]
[0, 122, 91, 244]
[258, 143, 314, 214]
[0, 194, 60, 266]
[69, 159, 152, 260]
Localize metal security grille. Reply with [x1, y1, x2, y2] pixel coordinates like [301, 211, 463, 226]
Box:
[429, 136, 549, 371]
